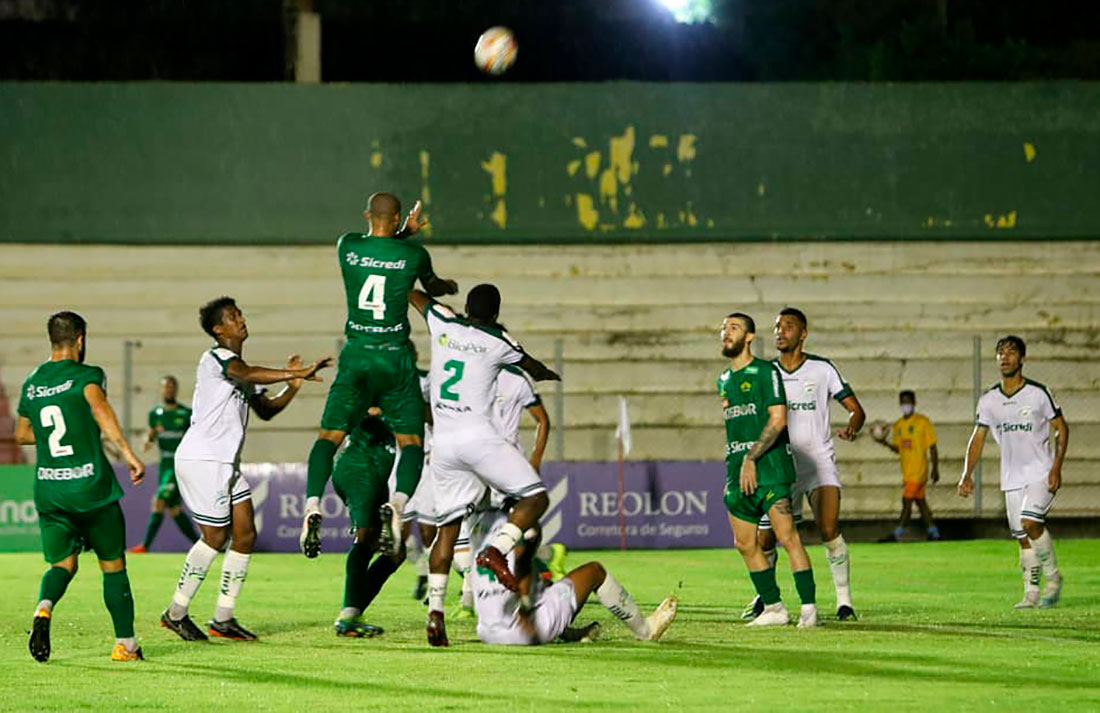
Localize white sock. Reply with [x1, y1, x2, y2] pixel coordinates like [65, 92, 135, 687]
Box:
[595, 573, 650, 640]
[416, 554, 430, 578]
[453, 548, 472, 576]
[405, 535, 422, 562]
[428, 573, 449, 614]
[461, 568, 474, 609]
[213, 549, 251, 623]
[1020, 546, 1041, 597]
[1029, 530, 1059, 579]
[116, 636, 137, 652]
[824, 535, 852, 608]
[490, 522, 524, 557]
[169, 540, 220, 619]
[304, 495, 321, 514]
[338, 606, 362, 621]
[763, 548, 778, 570]
[36, 599, 53, 614]
[390, 492, 409, 511]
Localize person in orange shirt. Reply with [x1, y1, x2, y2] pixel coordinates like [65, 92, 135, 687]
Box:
[875, 390, 941, 541]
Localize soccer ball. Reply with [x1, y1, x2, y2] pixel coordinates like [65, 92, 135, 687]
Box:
[474, 26, 517, 75]
[868, 420, 890, 442]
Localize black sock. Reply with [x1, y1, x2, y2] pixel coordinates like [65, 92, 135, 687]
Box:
[360, 555, 401, 611]
[143, 512, 165, 549]
[173, 512, 199, 543]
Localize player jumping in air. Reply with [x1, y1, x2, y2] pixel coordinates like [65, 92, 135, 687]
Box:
[15, 311, 146, 662]
[958, 336, 1068, 608]
[129, 375, 198, 552]
[408, 284, 560, 646]
[162, 297, 331, 642]
[743, 308, 865, 622]
[300, 193, 457, 560]
[467, 501, 677, 645]
[718, 313, 818, 628]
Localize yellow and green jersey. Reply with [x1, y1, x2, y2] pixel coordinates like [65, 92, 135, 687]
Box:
[717, 357, 797, 488]
[338, 232, 436, 347]
[17, 359, 122, 514]
[148, 403, 191, 461]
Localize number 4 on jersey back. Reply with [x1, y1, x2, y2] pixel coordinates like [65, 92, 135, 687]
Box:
[358, 274, 387, 320]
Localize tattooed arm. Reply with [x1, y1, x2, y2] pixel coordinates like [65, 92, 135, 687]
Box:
[740, 404, 788, 495]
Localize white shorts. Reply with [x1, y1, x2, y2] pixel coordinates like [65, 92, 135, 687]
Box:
[477, 579, 579, 645]
[1004, 481, 1057, 539]
[403, 463, 437, 526]
[431, 435, 546, 525]
[175, 459, 251, 528]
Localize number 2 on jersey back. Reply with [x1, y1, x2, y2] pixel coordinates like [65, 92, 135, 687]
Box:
[40, 404, 74, 458]
[357, 274, 387, 320]
[440, 360, 465, 401]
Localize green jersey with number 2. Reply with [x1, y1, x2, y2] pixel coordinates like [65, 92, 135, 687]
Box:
[338, 233, 436, 347]
[17, 360, 122, 514]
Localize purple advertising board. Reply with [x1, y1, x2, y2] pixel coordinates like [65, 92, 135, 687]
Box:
[118, 461, 733, 553]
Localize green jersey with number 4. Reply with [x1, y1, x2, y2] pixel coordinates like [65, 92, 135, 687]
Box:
[338, 233, 436, 347]
[717, 357, 797, 488]
[17, 360, 122, 514]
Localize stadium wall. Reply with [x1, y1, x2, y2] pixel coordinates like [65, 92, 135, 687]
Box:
[2, 82, 1099, 244]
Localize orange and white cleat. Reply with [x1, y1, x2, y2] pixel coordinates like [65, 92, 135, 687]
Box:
[110, 643, 145, 661]
[127, 545, 147, 554]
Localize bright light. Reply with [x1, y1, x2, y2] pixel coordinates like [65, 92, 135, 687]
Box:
[656, 0, 713, 23]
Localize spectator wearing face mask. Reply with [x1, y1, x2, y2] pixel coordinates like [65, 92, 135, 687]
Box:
[874, 390, 941, 542]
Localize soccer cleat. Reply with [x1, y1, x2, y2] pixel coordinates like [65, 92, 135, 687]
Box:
[378, 503, 402, 558]
[1013, 594, 1040, 609]
[837, 605, 858, 621]
[559, 621, 601, 643]
[334, 617, 384, 638]
[741, 595, 764, 620]
[797, 605, 819, 629]
[746, 602, 789, 627]
[299, 510, 323, 559]
[29, 610, 51, 662]
[208, 618, 258, 641]
[127, 544, 148, 554]
[413, 575, 428, 601]
[110, 643, 145, 661]
[547, 543, 568, 581]
[476, 546, 518, 592]
[426, 610, 449, 647]
[643, 596, 679, 641]
[1040, 575, 1063, 608]
[160, 609, 208, 641]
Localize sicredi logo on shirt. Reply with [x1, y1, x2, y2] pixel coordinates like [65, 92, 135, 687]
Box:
[25, 380, 74, 400]
[344, 252, 407, 270]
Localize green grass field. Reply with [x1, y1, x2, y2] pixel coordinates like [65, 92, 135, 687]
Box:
[2, 540, 1099, 712]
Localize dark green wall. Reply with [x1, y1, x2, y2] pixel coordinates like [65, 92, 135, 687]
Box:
[1, 82, 1097, 244]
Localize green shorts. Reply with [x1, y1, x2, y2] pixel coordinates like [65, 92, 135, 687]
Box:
[724, 483, 793, 525]
[38, 501, 127, 564]
[331, 442, 396, 531]
[156, 457, 183, 507]
[321, 341, 425, 437]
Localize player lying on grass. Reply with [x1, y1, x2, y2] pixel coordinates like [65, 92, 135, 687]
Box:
[162, 297, 331, 642]
[467, 498, 678, 646]
[16, 311, 146, 662]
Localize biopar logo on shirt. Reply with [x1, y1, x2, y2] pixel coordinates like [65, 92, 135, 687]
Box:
[25, 380, 75, 400]
[437, 333, 488, 354]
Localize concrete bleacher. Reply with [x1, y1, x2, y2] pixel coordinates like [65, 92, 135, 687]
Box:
[2, 241, 1098, 520]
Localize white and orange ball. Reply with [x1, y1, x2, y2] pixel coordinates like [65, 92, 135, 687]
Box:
[474, 26, 517, 75]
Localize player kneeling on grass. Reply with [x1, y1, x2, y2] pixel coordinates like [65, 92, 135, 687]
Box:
[718, 313, 818, 628]
[16, 311, 147, 662]
[331, 410, 407, 637]
[162, 297, 331, 642]
[468, 499, 678, 646]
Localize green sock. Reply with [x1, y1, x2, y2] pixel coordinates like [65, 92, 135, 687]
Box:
[394, 444, 424, 498]
[749, 567, 782, 606]
[173, 512, 199, 543]
[793, 568, 816, 605]
[360, 554, 401, 610]
[307, 439, 339, 499]
[142, 512, 165, 549]
[102, 570, 135, 638]
[38, 566, 73, 608]
[343, 541, 372, 610]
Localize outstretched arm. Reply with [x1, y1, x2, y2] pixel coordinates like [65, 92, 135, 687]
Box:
[408, 289, 432, 317]
[224, 355, 332, 386]
[957, 425, 988, 497]
[836, 394, 866, 441]
[249, 355, 311, 421]
[517, 354, 560, 382]
[84, 384, 144, 485]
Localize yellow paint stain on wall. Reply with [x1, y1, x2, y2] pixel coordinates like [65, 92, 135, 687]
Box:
[663, 163, 673, 176]
[419, 150, 430, 179]
[575, 193, 598, 230]
[572, 137, 588, 149]
[566, 159, 582, 177]
[757, 182, 766, 197]
[489, 199, 507, 229]
[677, 134, 697, 162]
[609, 125, 636, 185]
[1023, 142, 1037, 163]
[480, 152, 507, 197]
[705, 218, 715, 228]
[623, 203, 646, 229]
[998, 210, 1017, 228]
[598, 168, 619, 212]
[657, 213, 666, 229]
[649, 135, 669, 148]
[584, 152, 601, 179]
[684, 202, 698, 227]
[370, 152, 383, 168]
